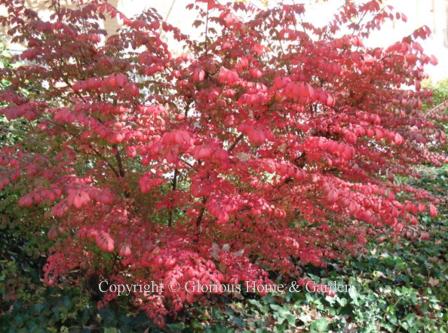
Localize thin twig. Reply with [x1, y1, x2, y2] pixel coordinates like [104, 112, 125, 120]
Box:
[168, 168, 178, 227]
[228, 133, 244, 152]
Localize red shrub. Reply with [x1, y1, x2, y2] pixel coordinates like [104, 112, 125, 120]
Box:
[0, 0, 445, 326]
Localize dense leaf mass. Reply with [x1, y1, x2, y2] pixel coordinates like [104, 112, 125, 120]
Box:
[0, 0, 446, 326]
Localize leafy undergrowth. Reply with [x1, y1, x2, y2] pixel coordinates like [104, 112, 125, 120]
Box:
[191, 211, 448, 333]
[1, 167, 447, 333]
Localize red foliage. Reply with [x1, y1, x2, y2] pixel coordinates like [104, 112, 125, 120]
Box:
[0, 0, 446, 326]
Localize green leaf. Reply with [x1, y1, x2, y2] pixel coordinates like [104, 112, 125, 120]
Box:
[310, 318, 329, 333]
